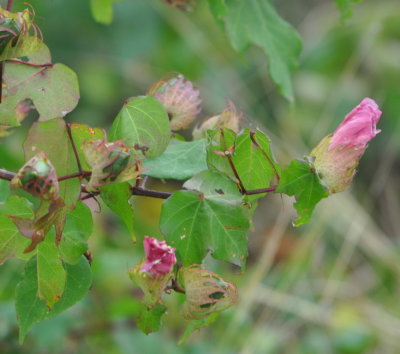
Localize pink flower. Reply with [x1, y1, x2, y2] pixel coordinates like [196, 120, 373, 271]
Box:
[329, 98, 382, 151]
[141, 236, 176, 276]
[311, 98, 382, 193]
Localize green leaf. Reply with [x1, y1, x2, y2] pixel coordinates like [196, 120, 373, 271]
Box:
[37, 233, 67, 309]
[100, 183, 135, 241]
[223, 0, 301, 100]
[208, 0, 228, 27]
[90, 0, 121, 24]
[0, 179, 10, 202]
[0, 44, 79, 124]
[69, 123, 106, 171]
[206, 129, 237, 179]
[276, 158, 329, 226]
[161, 171, 249, 267]
[334, 0, 362, 20]
[137, 304, 167, 335]
[142, 139, 207, 180]
[233, 129, 280, 200]
[59, 202, 93, 264]
[24, 119, 80, 208]
[0, 196, 34, 264]
[109, 96, 170, 158]
[178, 313, 220, 344]
[16, 256, 92, 343]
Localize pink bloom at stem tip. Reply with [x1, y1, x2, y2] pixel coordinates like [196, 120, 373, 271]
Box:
[141, 236, 176, 276]
[329, 98, 382, 151]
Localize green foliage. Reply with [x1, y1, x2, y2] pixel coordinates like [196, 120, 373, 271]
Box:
[137, 304, 167, 335]
[161, 171, 249, 267]
[59, 202, 93, 264]
[178, 313, 220, 344]
[23, 119, 80, 208]
[221, 0, 302, 100]
[90, 0, 122, 25]
[15, 256, 92, 343]
[334, 0, 363, 20]
[100, 183, 135, 240]
[142, 139, 207, 180]
[109, 96, 171, 158]
[277, 158, 329, 226]
[0, 44, 79, 126]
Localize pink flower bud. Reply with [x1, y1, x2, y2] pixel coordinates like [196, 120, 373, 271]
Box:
[329, 98, 381, 150]
[149, 75, 202, 131]
[141, 236, 176, 276]
[311, 98, 382, 193]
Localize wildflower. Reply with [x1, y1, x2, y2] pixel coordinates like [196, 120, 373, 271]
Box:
[311, 98, 382, 193]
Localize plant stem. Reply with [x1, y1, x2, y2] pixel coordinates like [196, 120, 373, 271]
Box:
[6, 59, 53, 68]
[131, 186, 172, 199]
[220, 129, 247, 194]
[7, 0, 13, 11]
[0, 62, 3, 103]
[244, 185, 277, 195]
[58, 171, 91, 182]
[0, 168, 15, 181]
[66, 123, 83, 175]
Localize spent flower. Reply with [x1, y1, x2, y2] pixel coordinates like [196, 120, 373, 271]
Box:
[149, 74, 202, 131]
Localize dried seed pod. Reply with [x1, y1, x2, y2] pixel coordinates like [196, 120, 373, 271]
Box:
[11, 152, 59, 201]
[178, 265, 238, 320]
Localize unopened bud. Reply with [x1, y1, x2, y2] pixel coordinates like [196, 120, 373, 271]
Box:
[193, 100, 242, 139]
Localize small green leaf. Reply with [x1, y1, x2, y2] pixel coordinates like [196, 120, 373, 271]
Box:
[109, 96, 170, 158]
[90, 0, 121, 24]
[69, 123, 105, 171]
[0, 196, 34, 264]
[16, 256, 92, 343]
[137, 304, 167, 335]
[0, 179, 10, 202]
[37, 233, 66, 309]
[59, 202, 93, 264]
[223, 0, 302, 100]
[178, 313, 220, 344]
[276, 158, 329, 226]
[100, 183, 135, 241]
[1, 44, 79, 124]
[334, 0, 363, 20]
[142, 139, 207, 180]
[161, 171, 249, 267]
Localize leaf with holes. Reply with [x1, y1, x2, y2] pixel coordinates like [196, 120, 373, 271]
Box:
[161, 171, 249, 267]
[109, 96, 170, 158]
[0, 44, 79, 124]
[142, 139, 207, 180]
[276, 158, 329, 226]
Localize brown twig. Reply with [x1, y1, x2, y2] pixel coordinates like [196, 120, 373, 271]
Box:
[7, 0, 13, 11]
[164, 278, 185, 294]
[244, 185, 277, 195]
[250, 131, 280, 182]
[6, 59, 53, 68]
[58, 171, 91, 182]
[66, 123, 83, 175]
[131, 185, 172, 199]
[0, 168, 15, 181]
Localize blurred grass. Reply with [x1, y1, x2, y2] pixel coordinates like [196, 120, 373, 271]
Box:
[1, 0, 400, 352]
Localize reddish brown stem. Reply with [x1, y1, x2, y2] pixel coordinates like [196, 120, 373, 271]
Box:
[6, 59, 53, 68]
[244, 185, 277, 195]
[58, 171, 91, 182]
[7, 0, 13, 11]
[220, 129, 247, 194]
[0, 62, 3, 103]
[66, 123, 83, 175]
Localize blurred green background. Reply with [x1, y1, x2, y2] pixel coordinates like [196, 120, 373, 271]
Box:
[1, 0, 400, 352]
